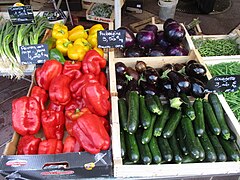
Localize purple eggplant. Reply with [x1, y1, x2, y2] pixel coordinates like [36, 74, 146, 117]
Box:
[115, 62, 127, 76]
[156, 31, 171, 50]
[117, 26, 136, 48]
[126, 67, 140, 81]
[167, 45, 189, 56]
[123, 46, 145, 57]
[158, 78, 179, 98]
[136, 30, 156, 48]
[189, 77, 206, 98]
[163, 18, 178, 31]
[140, 80, 157, 95]
[143, 67, 160, 84]
[147, 45, 166, 57]
[135, 61, 147, 74]
[164, 23, 186, 44]
[142, 24, 158, 35]
[116, 76, 128, 98]
[185, 62, 207, 78]
[167, 70, 191, 94]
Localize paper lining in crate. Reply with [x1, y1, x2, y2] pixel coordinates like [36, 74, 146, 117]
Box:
[188, 30, 240, 63]
[109, 50, 240, 178]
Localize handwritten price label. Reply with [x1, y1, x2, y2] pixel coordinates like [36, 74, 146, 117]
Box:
[97, 30, 125, 48]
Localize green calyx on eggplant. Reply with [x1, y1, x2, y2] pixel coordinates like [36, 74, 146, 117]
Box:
[189, 77, 206, 98]
[167, 45, 189, 56]
[164, 22, 186, 45]
[185, 62, 207, 78]
[117, 26, 136, 48]
[123, 46, 145, 57]
[136, 30, 156, 48]
[142, 24, 158, 35]
[167, 70, 191, 94]
[126, 67, 140, 81]
[147, 45, 166, 57]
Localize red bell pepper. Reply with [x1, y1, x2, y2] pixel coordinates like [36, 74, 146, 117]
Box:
[65, 98, 86, 111]
[72, 114, 110, 154]
[62, 60, 82, 80]
[38, 139, 63, 154]
[41, 110, 65, 140]
[47, 101, 65, 112]
[35, 59, 62, 90]
[82, 82, 111, 116]
[63, 136, 83, 153]
[65, 117, 75, 136]
[65, 107, 92, 122]
[17, 135, 41, 155]
[49, 74, 72, 105]
[30, 85, 48, 111]
[99, 117, 111, 135]
[82, 50, 107, 75]
[12, 96, 41, 136]
[97, 71, 107, 87]
[70, 73, 98, 99]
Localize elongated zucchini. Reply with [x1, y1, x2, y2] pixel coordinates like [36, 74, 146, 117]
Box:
[139, 95, 152, 129]
[142, 114, 157, 144]
[153, 95, 163, 115]
[193, 98, 205, 137]
[194, 137, 205, 161]
[180, 93, 196, 120]
[199, 132, 217, 162]
[136, 129, 152, 165]
[120, 128, 126, 159]
[208, 93, 230, 140]
[157, 136, 173, 162]
[153, 104, 170, 137]
[162, 108, 182, 138]
[169, 132, 183, 164]
[125, 131, 140, 163]
[118, 98, 128, 131]
[149, 136, 162, 164]
[203, 100, 221, 136]
[182, 155, 198, 163]
[145, 94, 162, 115]
[176, 124, 189, 155]
[127, 91, 139, 134]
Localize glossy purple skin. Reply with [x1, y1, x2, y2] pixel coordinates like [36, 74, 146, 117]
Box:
[148, 45, 166, 56]
[164, 23, 186, 44]
[142, 24, 158, 35]
[136, 30, 156, 48]
[118, 26, 136, 48]
[163, 18, 178, 30]
[167, 45, 189, 56]
[156, 31, 171, 50]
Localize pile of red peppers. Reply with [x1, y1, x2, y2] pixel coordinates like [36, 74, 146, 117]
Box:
[12, 50, 111, 155]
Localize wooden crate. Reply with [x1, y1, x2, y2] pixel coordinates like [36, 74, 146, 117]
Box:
[109, 50, 240, 178]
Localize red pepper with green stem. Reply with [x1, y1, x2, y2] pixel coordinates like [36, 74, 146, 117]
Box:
[38, 139, 63, 154]
[41, 110, 65, 140]
[17, 135, 41, 155]
[30, 85, 48, 111]
[12, 96, 41, 136]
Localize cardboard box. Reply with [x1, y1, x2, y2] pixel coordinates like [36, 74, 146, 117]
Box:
[109, 50, 240, 178]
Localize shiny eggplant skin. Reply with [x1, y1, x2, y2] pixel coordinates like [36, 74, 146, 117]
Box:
[140, 80, 158, 95]
[123, 46, 145, 57]
[163, 18, 178, 31]
[189, 77, 206, 98]
[115, 62, 127, 76]
[167, 45, 189, 56]
[156, 31, 170, 50]
[117, 26, 136, 48]
[148, 45, 166, 57]
[158, 78, 179, 99]
[136, 30, 156, 48]
[143, 67, 160, 84]
[116, 76, 128, 98]
[142, 24, 158, 35]
[164, 23, 186, 45]
[185, 62, 207, 78]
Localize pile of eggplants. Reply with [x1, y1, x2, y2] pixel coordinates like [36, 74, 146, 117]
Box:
[117, 18, 189, 57]
[115, 60, 208, 101]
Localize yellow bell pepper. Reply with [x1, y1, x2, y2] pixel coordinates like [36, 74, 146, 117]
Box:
[88, 24, 104, 35]
[73, 38, 92, 52]
[87, 33, 98, 48]
[52, 23, 68, 40]
[67, 45, 87, 61]
[68, 25, 88, 41]
[56, 38, 73, 56]
[93, 47, 104, 57]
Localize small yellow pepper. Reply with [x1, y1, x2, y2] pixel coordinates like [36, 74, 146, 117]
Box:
[88, 24, 104, 35]
[68, 25, 88, 41]
[93, 47, 104, 57]
[52, 23, 68, 39]
[74, 38, 92, 52]
[87, 33, 98, 48]
[67, 45, 87, 61]
[56, 38, 73, 56]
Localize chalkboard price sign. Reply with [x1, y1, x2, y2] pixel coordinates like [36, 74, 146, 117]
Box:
[205, 75, 240, 93]
[8, 5, 34, 25]
[97, 30, 126, 48]
[20, 44, 49, 64]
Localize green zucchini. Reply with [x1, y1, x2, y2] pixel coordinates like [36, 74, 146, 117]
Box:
[206, 128, 227, 162]
[142, 114, 157, 144]
[193, 98, 205, 137]
[145, 94, 162, 115]
[120, 128, 126, 159]
[149, 136, 162, 164]
[208, 93, 231, 140]
[125, 131, 140, 163]
[153, 104, 170, 137]
[219, 137, 240, 162]
[136, 129, 152, 165]
[169, 132, 183, 164]
[139, 95, 152, 129]
[180, 93, 196, 120]
[118, 98, 128, 131]
[153, 95, 163, 115]
[176, 124, 189, 155]
[127, 91, 139, 134]
[162, 108, 182, 138]
[203, 100, 221, 136]
[199, 132, 217, 162]
[182, 155, 198, 163]
[194, 137, 205, 161]
[157, 136, 173, 162]
[181, 115, 200, 160]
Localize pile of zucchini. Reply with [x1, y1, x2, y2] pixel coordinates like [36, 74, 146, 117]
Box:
[116, 61, 240, 165]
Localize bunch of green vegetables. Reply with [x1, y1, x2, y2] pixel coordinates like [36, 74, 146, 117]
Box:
[89, 3, 113, 18]
[0, 16, 50, 79]
[193, 38, 239, 57]
[207, 62, 240, 121]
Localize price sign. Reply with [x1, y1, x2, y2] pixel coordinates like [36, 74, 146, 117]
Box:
[97, 30, 125, 48]
[8, 5, 34, 25]
[20, 44, 49, 64]
[205, 75, 240, 93]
